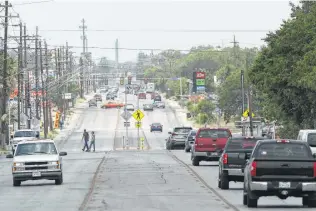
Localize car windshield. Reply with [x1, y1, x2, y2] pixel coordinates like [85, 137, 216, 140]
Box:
[307, 133, 316, 147]
[255, 143, 311, 159]
[226, 137, 262, 151]
[174, 127, 192, 133]
[14, 131, 36, 138]
[126, 104, 134, 108]
[15, 142, 58, 156]
[197, 129, 230, 138]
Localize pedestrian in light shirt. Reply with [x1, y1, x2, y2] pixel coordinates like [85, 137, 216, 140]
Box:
[88, 131, 95, 152]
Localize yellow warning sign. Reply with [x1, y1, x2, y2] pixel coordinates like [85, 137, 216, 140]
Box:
[54, 111, 60, 129]
[242, 109, 255, 118]
[135, 121, 142, 128]
[132, 109, 144, 121]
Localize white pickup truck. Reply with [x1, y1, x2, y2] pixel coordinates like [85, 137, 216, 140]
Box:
[10, 129, 39, 154]
[6, 139, 67, 186]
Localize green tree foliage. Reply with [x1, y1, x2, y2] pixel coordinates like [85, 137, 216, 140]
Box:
[249, 2, 316, 137]
[187, 99, 216, 124]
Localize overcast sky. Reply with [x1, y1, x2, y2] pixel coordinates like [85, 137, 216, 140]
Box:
[8, 0, 299, 62]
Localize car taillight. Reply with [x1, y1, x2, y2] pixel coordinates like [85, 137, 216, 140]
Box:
[250, 161, 257, 176]
[223, 153, 228, 164]
[314, 162, 316, 177]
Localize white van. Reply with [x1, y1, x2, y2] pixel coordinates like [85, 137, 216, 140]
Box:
[297, 129, 316, 154]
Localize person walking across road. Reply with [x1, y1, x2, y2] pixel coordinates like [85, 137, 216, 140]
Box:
[88, 131, 96, 152]
[82, 129, 90, 152]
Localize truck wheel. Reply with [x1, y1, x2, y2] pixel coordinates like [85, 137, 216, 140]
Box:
[55, 174, 63, 185]
[220, 174, 229, 189]
[307, 194, 316, 207]
[247, 191, 258, 207]
[303, 197, 308, 206]
[13, 179, 21, 187]
[184, 147, 190, 153]
[243, 191, 247, 205]
[192, 156, 200, 166]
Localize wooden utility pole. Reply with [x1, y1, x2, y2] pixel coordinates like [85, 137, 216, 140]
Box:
[44, 42, 52, 132]
[17, 22, 23, 129]
[80, 57, 84, 98]
[39, 41, 47, 138]
[35, 26, 40, 119]
[1, 1, 11, 145]
[24, 24, 31, 129]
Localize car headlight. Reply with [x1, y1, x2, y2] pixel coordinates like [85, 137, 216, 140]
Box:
[13, 162, 24, 167]
[49, 161, 60, 169]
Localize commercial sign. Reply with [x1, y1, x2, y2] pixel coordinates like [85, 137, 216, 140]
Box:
[193, 71, 206, 93]
[196, 72, 206, 79]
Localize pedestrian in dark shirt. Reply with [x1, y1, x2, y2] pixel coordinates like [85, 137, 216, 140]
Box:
[82, 129, 90, 152]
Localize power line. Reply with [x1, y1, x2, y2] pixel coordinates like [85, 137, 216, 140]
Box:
[18, 29, 272, 33]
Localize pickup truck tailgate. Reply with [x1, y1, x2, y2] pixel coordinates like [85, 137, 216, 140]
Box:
[256, 160, 314, 177]
[226, 152, 251, 168]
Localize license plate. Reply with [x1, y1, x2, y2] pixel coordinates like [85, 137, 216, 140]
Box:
[207, 152, 218, 156]
[32, 171, 41, 177]
[279, 182, 290, 188]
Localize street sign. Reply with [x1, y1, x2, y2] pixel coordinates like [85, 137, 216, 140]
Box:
[124, 121, 130, 127]
[63, 93, 71, 100]
[242, 109, 255, 117]
[121, 111, 132, 121]
[196, 72, 206, 79]
[135, 121, 142, 128]
[132, 109, 144, 121]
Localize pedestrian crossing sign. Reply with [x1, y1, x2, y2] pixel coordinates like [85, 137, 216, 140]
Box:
[132, 109, 144, 121]
[242, 109, 255, 118]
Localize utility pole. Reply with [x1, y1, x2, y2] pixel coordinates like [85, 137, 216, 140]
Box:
[79, 19, 86, 95]
[23, 24, 31, 129]
[39, 40, 47, 138]
[124, 83, 129, 149]
[35, 26, 40, 120]
[230, 35, 239, 59]
[79, 57, 84, 98]
[44, 41, 52, 133]
[65, 42, 69, 113]
[248, 86, 253, 136]
[1, 1, 12, 146]
[57, 48, 62, 111]
[241, 70, 245, 136]
[17, 22, 23, 129]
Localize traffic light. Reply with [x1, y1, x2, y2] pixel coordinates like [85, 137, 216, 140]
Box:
[128, 76, 132, 85]
[120, 77, 124, 85]
[104, 78, 108, 85]
[144, 78, 148, 84]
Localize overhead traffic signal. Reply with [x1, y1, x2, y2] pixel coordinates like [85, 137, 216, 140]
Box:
[128, 76, 132, 85]
[120, 77, 124, 85]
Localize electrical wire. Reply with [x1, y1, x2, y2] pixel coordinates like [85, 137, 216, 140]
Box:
[12, 0, 54, 6]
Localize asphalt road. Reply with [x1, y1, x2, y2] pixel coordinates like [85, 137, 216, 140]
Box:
[0, 88, 311, 211]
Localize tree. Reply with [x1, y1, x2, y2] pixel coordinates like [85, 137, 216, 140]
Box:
[249, 2, 316, 137]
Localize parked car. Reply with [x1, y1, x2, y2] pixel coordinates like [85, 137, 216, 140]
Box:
[138, 92, 146, 99]
[166, 127, 193, 150]
[184, 129, 197, 152]
[150, 123, 163, 132]
[94, 94, 102, 102]
[143, 104, 154, 111]
[191, 128, 232, 166]
[89, 99, 97, 107]
[125, 104, 135, 111]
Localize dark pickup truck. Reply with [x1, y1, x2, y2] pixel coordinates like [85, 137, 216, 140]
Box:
[243, 139, 316, 208]
[218, 136, 264, 190]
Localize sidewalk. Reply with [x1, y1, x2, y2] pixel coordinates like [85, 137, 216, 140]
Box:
[0, 94, 92, 156]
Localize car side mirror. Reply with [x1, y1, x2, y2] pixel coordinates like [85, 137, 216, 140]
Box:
[59, 152, 67, 156]
[11, 135, 13, 139]
[36, 134, 39, 138]
[313, 154, 316, 159]
[238, 152, 247, 160]
[6, 154, 13, 158]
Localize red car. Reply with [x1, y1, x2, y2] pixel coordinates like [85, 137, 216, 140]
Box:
[138, 92, 146, 99]
[191, 128, 232, 166]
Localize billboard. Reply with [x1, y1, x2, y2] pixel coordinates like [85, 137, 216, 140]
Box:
[192, 71, 206, 93]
